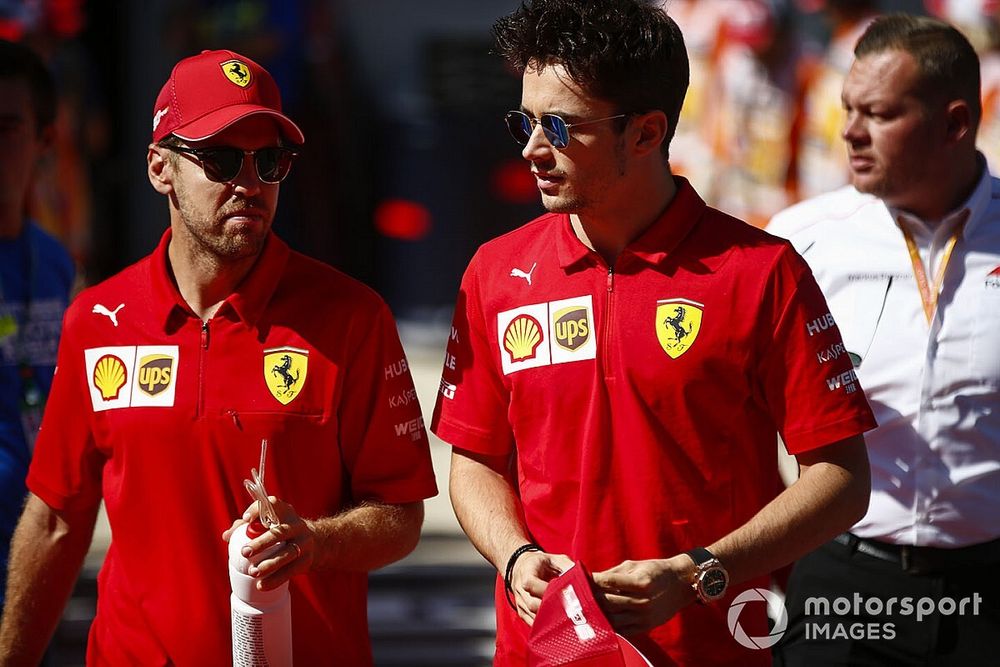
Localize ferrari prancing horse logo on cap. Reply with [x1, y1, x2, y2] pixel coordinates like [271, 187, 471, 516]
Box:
[264, 347, 308, 405]
[221, 59, 252, 88]
[655, 298, 703, 359]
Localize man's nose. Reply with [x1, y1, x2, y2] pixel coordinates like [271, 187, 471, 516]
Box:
[521, 122, 554, 161]
[231, 152, 263, 195]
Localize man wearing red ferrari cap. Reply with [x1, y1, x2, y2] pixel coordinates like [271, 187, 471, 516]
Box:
[0, 49, 437, 665]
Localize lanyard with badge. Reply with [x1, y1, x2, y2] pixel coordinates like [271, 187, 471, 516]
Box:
[898, 211, 968, 326]
[0, 233, 46, 452]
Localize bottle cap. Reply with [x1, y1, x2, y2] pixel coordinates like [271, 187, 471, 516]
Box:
[245, 516, 268, 538]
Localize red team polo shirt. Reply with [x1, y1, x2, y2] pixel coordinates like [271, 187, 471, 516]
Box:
[28, 230, 437, 666]
[432, 179, 876, 666]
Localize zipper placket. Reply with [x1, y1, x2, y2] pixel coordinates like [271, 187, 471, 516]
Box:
[602, 265, 615, 380]
[199, 320, 209, 417]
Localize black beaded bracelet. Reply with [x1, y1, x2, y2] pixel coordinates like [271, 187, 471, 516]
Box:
[503, 542, 542, 610]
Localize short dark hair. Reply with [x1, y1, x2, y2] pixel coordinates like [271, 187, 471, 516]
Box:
[493, 0, 689, 159]
[0, 39, 57, 134]
[855, 14, 981, 127]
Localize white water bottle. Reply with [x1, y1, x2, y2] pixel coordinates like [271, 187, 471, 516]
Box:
[229, 517, 293, 666]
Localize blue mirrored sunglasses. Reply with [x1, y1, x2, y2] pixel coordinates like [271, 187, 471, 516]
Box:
[504, 110, 628, 148]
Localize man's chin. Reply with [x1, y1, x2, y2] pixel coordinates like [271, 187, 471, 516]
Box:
[215, 232, 267, 262]
[849, 175, 881, 197]
[540, 194, 584, 214]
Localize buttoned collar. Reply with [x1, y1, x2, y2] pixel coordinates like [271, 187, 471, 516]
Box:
[149, 228, 290, 330]
[555, 176, 706, 270]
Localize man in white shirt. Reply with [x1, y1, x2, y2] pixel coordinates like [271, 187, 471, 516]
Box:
[768, 14, 1000, 666]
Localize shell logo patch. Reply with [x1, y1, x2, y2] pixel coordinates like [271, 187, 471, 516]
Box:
[655, 298, 704, 359]
[264, 347, 308, 405]
[94, 354, 128, 400]
[221, 59, 252, 88]
[504, 315, 544, 362]
[85, 346, 179, 411]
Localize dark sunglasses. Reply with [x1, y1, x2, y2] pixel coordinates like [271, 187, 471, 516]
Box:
[161, 145, 298, 184]
[504, 110, 628, 149]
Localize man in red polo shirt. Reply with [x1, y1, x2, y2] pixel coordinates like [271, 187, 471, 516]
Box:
[0, 50, 437, 665]
[432, 1, 875, 665]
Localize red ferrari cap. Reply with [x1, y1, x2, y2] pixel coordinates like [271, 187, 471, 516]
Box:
[151, 49, 304, 145]
[527, 563, 654, 667]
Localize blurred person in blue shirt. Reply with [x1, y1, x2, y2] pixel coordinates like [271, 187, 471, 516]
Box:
[0, 38, 74, 608]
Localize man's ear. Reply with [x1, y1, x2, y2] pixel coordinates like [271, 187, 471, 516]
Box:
[631, 110, 669, 158]
[148, 144, 174, 195]
[945, 99, 973, 145]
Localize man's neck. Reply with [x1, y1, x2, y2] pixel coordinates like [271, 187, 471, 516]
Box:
[890, 152, 983, 225]
[571, 172, 677, 267]
[167, 240, 259, 321]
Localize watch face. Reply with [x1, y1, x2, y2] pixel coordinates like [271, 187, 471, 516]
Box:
[701, 568, 728, 598]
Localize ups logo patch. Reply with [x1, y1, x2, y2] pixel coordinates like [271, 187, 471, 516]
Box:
[137, 354, 173, 396]
[553, 306, 590, 351]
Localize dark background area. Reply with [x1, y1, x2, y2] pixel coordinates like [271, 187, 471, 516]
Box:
[17, 0, 927, 324]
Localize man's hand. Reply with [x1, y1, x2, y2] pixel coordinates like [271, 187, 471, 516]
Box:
[222, 496, 314, 590]
[591, 556, 696, 636]
[509, 550, 574, 626]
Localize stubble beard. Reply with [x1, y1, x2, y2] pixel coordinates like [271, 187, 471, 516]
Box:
[175, 187, 269, 262]
[541, 191, 588, 214]
[539, 141, 627, 214]
[184, 213, 265, 263]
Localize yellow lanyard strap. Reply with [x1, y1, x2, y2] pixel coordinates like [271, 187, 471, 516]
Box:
[898, 211, 968, 325]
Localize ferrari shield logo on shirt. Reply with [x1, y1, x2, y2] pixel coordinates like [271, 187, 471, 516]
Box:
[655, 299, 704, 359]
[85, 345, 179, 411]
[221, 60, 252, 87]
[264, 347, 308, 405]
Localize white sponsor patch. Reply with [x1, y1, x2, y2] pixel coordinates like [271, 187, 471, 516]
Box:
[549, 295, 596, 365]
[498, 302, 551, 375]
[497, 297, 598, 375]
[131, 346, 179, 407]
[85, 346, 179, 411]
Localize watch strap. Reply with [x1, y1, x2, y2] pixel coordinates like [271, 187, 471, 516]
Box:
[686, 546, 716, 566]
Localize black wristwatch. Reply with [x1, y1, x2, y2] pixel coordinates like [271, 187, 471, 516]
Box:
[685, 547, 729, 604]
